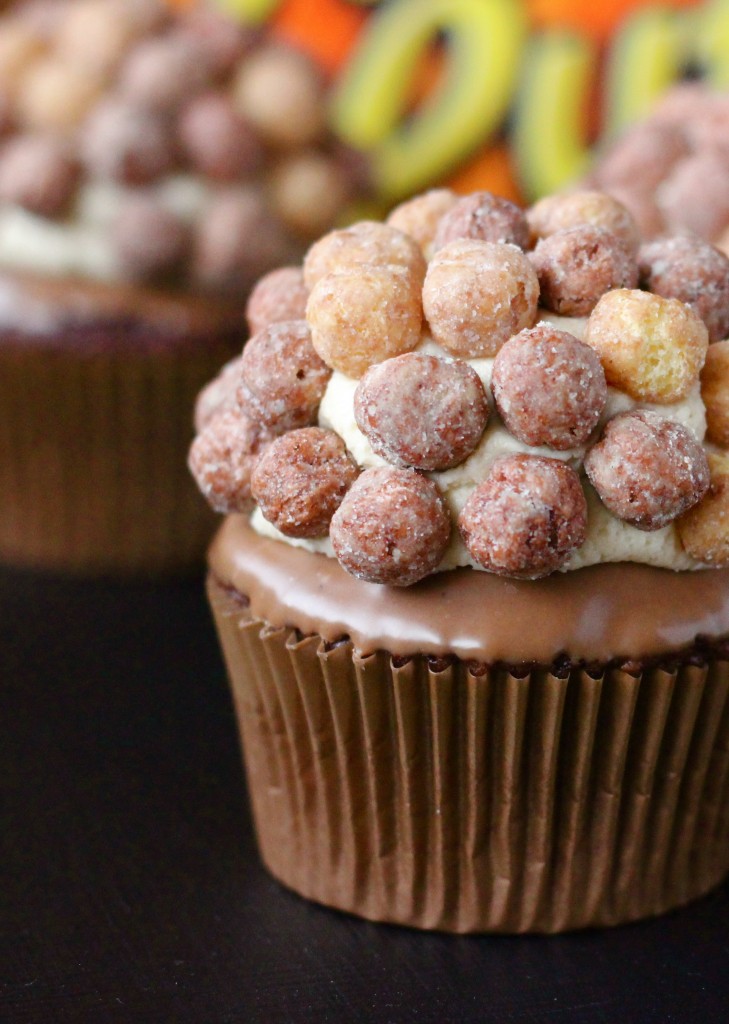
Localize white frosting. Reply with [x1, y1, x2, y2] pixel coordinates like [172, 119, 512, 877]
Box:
[252, 505, 336, 556]
[0, 175, 210, 282]
[0, 204, 121, 281]
[257, 322, 708, 574]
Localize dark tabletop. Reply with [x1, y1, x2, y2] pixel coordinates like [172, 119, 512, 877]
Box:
[2, 564, 729, 1024]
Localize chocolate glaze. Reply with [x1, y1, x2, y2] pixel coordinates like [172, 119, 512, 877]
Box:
[209, 515, 729, 664]
[0, 269, 247, 351]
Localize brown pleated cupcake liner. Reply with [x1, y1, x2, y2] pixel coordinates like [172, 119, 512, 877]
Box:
[0, 343, 221, 575]
[208, 574, 729, 933]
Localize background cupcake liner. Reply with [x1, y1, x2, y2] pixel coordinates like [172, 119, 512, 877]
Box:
[0, 342, 223, 575]
[209, 575, 729, 934]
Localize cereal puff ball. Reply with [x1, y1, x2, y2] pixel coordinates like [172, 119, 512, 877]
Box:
[190, 186, 729, 585]
[589, 83, 729, 248]
[0, 0, 367, 296]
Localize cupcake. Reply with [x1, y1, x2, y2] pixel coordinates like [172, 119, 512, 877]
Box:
[0, 0, 365, 573]
[191, 189, 729, 932]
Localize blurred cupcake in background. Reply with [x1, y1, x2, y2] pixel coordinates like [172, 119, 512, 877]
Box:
[588, 83, 729, 254]
[0, 0, 367, 575]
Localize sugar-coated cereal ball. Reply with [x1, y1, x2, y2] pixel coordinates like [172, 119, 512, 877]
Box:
[458, 454, 587, 579]
[0, 22, 44, 91]
[15, 1, 67, 38]
[246, 266, 309, 337]
[330, 139, 371, 196]
[638, 236, 729, 343]
[306, 265, 422, 378]
[386, 188, 458, 257]
[177, 6, 254, 76]
[422, 240, 539, 358]
[604, 183, 664, 240]
[584, 289, 708, 403]
[354, 353, 489, 470]
[0, 93, 14, 137]
[17, 58, 102, 131]
[530, 224, 638, 317]
[685, 93, 729, 157]
[594, 122, 688, 192]
[491, 325, 607, 450]
[584, 410, 710, 531]
[238, 319, 331, 432]
[330, 466, 451, 586]
[527, 190, 639, 252]
[650, 81, 709, 128]
[55, 0, 137, 79]
[678, 452, 729, 566]
[657, 153, 729, 242]
[178, 93, 262, 181]
[194, 356, 243, 432]
[0, 134, 78, 216]
[268, 151, 351, 238]
[700, 340, 729, 447]
[251, 427, 359, 538]
[111, 196, 188, 281]
[192, 187, 296, 294]
[303, 220, 426, 290]
[120, 34, 211, 112]
[80, 98, 174, 184]
[433, 191, 530, 251]
[116, 0, 169, 34]
[232, 45, 325, 148]
[188, 408, 272, 514]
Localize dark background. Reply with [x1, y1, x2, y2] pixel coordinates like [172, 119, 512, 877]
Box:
[2, 566, 729, 1024]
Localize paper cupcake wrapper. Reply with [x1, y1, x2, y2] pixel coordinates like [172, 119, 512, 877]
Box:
[0, 343, 220, 574]
[209, 574, 729, 933]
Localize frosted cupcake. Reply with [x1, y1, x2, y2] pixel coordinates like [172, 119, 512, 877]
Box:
[191, 188, 729, 931]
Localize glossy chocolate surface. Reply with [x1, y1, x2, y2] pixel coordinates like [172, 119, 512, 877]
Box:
[209, 515, 729, 663]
